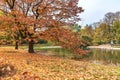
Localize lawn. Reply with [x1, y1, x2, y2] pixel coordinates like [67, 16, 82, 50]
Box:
[0, 47, 120, 80]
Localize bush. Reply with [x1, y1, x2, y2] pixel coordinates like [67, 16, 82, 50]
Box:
[82, 36, 93, 46]
[38, 39, 48, 44]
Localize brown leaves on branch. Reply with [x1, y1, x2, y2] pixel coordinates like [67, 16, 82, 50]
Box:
[0, 0, 85, 53]
[40, 27, 88, 54]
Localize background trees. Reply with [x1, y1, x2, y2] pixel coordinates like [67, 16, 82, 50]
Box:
[93, 23, 109, 44]
[81, 11, 120, 45]
[102, 11, 120, 44]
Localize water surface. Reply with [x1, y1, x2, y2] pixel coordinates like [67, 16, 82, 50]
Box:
[38, 48, 120, 65]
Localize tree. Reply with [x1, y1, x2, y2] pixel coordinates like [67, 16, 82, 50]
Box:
[112, 20, 120, 43]
[0, 0, 85, 54]
[114, 11, 120, 21]
[0, 0, 20, 49]
[80, 25, 94, 46]
[103, 12, 120, 44]
[81, 25, 94, 39]
[91, 11, 120, 45]
[70, 24, 82, 32]
[93, 23, 109, 44]
[40, 27, 86, 54]
[0, 10, 14, 45]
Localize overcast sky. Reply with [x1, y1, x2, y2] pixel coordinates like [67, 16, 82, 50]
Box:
[78, 0, 120, 26]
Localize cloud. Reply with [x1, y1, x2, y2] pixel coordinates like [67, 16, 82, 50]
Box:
[78, 0, 120, 26]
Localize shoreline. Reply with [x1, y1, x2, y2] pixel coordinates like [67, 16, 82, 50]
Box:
[88, 44, 120, 50]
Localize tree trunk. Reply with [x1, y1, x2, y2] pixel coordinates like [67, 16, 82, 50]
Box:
[15, 41, 19, 50]
[28, 40, 34, 53]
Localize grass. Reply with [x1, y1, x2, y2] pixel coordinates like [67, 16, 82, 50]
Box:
[0, 47, 120, 80]
[19, 44, 74, 59]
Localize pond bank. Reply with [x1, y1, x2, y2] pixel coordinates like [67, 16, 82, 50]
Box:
[88, 44, 120, 50]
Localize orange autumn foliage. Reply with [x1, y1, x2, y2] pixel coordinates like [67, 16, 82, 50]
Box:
[39, 27, 88, 54]
[0, 0, 85, 54]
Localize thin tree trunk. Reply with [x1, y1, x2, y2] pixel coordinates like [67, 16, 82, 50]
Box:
[28, 40, 34, 53]
[15, 41, 18, 50]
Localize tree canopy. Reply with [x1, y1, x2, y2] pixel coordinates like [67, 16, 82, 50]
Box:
[0, 0, 86, 54]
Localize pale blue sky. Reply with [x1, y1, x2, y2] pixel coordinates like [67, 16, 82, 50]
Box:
[78, 0, 120, 26]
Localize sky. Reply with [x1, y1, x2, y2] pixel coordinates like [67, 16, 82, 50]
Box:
[78, 0, 120, 26]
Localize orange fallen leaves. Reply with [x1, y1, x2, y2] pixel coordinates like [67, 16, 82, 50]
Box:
[0, 47, 120, 80]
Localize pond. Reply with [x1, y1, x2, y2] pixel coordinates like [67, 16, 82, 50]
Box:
[38, 48, 120, 65]
[87, 48, 120, 65]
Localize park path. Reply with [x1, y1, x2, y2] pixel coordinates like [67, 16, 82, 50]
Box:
[88, 44, 120, 50]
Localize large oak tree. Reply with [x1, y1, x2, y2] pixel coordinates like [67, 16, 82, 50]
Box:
[0, 0, 85, 54]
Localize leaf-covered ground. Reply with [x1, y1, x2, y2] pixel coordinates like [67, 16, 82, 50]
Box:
[0, 47, 120, 80]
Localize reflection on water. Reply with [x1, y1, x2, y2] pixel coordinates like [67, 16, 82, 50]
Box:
[38, 48, 120, 65]
[87, 49, 120, 65]
[38, 48, 73, 58]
